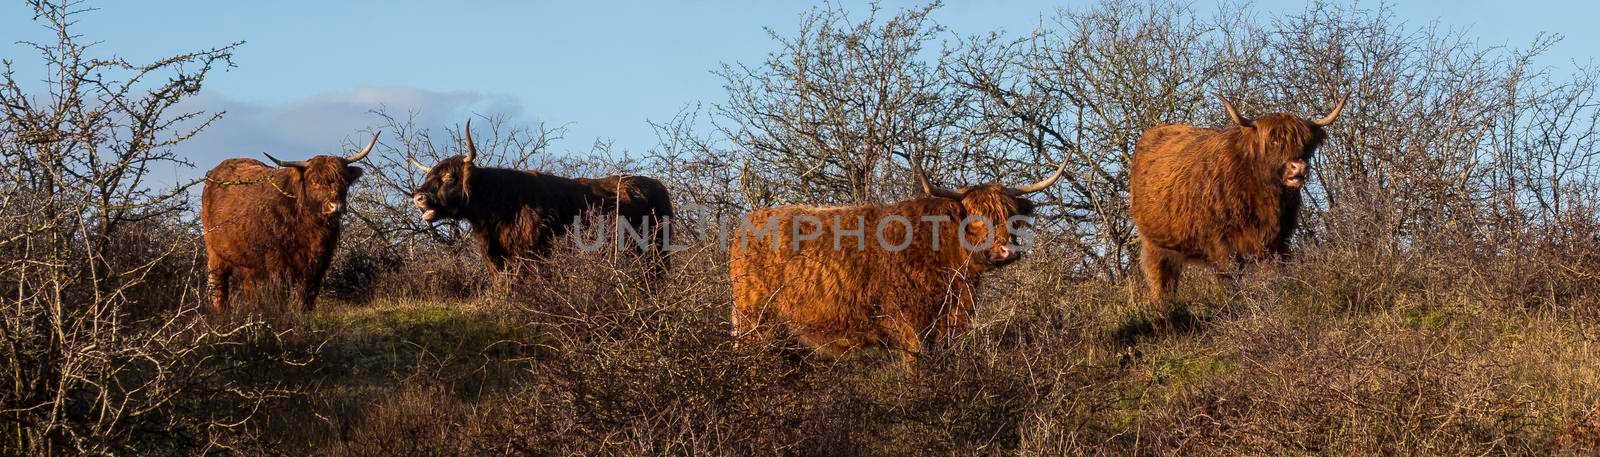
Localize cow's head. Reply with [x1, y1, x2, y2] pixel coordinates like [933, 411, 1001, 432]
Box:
[916, 158, 1066, 268]
[263, 131, 378, 218]
[409, 119, 480, 222]
[1219, 94, 1347, 190]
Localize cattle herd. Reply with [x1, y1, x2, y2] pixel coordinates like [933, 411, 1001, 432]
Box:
[199, 94, 1346, 366]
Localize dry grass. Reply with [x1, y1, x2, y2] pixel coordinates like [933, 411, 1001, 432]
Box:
[187, 241, 1600, 456]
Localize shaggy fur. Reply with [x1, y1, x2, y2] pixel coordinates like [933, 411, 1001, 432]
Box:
[201, 156, 364, 313]
[729, 185, 1038, 366]
[1130, 101, 1338, 304]
[412, 156, 674, 279]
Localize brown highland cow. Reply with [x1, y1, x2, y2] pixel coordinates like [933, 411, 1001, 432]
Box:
[729, 158, 1067, 366]
[1129, 94, 1347, 303]
[410, 120, 673, 279]
[201, 132, 380, 314]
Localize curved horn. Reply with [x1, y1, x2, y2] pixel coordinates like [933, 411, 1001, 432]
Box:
[408, 156, 432, 173]
[913, 156, 962, 199]
[344, 130, 380, 163]
[1217, 93, 1250, 127]
[263, 152, 307, 168]
[1005, 158, 1070, 195]
[462, 118, 477, 164]
[1312, 94, 1349, 127]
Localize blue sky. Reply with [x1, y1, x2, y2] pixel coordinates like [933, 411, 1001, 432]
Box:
[3, 0, 1597, 184]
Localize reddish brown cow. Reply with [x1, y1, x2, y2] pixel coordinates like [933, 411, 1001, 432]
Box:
[1129, 94, 1347, 303]
[410, 120, 673, 279]
[201, 132, 380, 314]
[729, 159, 1067, 366]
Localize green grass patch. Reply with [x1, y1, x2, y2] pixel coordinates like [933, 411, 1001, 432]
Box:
[302, 299, 551, 387]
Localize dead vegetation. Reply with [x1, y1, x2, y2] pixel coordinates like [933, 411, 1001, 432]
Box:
[3, 0, 1600, 455]
[226, 240, 1595, 455]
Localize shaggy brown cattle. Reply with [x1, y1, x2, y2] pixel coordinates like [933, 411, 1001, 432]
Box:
[410, 120, 673, 278]
[201, 132, 380, 314]
[729, 159, 1067, 365]
[1129, 94, 1347, 303]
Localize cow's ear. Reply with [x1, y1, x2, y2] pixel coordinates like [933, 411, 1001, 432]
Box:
[345, 165, 365, 181]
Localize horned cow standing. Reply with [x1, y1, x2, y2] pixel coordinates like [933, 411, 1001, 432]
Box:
[1129, 94, 1347, 303]
[409, 120, 674, 279]
[201, 132, 380, 314]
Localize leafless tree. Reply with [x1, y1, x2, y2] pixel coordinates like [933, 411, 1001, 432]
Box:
[642, 104, 747, 241]
[714, 2, 978, 206]
[0, 1, 285, 453]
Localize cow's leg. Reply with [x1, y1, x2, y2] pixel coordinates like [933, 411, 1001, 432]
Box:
[1214, 255, 1252, 301]
[297, 280, 320, 313]
[1140, 241, 1183, 304]
[522, 236, 557, 279]
[646, 214, 671, 283]
[478, 237, 509, 274]
[730, 307, 749, 340]
[883, 318, 925, 370]
[488, 256, 508, 276]
[299, 262, 332, 313]
[617, 214, 669, 285]
[237, 273, 260, 312]
[729, 306, 772, 345]
[645, 249, 669, 284]
[639, 244, 669, 285]
[206, 265, 231, 315]
[621, 214, 647, 261]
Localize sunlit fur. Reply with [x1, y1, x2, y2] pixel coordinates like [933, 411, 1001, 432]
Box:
[729, 185, 1036, 367]
[1130, 112, 1330, 304]
[201, 156, 364, 314]
[412, 156, 674, 279]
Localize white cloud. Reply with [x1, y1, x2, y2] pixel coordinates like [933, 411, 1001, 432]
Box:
[149, 86, 525, 186]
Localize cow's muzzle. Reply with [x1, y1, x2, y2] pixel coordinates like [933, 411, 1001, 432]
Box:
[413, 193, 439, 221]
[1282, 161, 1309, 189]
[989, 245, 1025, 266]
